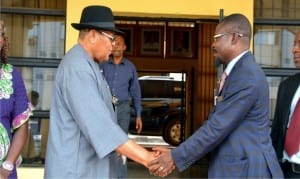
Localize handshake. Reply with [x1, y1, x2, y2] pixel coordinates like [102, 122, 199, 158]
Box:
[146, 147, 176, 177]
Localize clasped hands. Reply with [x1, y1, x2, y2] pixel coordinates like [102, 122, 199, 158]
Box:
[147, 147, 176, 177]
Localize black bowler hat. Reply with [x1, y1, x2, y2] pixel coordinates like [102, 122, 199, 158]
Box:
[71, 5, 124, 34]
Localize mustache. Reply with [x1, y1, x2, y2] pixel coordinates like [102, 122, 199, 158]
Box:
[212, 47, 217, 53]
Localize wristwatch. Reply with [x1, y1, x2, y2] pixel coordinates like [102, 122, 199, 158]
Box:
[2, 161, 14, 171]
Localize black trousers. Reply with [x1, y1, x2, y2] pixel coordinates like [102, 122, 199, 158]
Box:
[281, 162, 300, 178]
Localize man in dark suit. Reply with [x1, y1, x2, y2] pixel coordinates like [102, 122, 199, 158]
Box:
[271, 31, 300, 178]
[148, 13, 283, 178]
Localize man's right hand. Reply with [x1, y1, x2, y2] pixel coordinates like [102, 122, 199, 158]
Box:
[148, 147, 176, 177]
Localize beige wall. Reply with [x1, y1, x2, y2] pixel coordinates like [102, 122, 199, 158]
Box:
[66, 0, 254, 51]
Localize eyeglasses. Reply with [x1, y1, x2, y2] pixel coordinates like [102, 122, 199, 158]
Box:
[99, 31, 115, 43]
[213, 32, 244, 42]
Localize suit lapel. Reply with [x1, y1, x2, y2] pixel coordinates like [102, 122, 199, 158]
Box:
[278, 74, 300, 131]
[220, 52, 251, 95]
[283, 75, 300, 114]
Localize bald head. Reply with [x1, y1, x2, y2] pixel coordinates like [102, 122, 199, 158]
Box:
[212, 14, 252, 64]
[220, 14, 252, 42]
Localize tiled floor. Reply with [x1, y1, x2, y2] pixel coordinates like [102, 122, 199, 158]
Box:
[18, 161, 208, 179]
[19, 135, 208, 178]
[18, 167, 44, 179]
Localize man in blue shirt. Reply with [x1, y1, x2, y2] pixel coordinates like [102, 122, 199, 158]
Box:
[100, 34, 143, 178]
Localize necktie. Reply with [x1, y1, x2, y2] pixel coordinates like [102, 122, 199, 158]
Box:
[285, 98, 300, 157]
[218, 72, 227, 93]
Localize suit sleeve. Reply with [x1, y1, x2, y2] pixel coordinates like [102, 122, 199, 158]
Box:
[171, 80, 258, 172]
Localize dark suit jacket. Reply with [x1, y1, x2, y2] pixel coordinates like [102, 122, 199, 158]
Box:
[171, 52, 283, 178]
[271, 73, 300, 162]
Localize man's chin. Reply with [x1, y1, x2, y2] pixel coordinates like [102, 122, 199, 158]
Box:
[95, 56, 110, 63]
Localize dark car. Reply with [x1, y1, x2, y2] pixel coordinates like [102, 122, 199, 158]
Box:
[129, 75, 185, 146]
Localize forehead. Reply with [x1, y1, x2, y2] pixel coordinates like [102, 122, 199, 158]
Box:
[215, 23, 227, 33]
[115, 35, 125, 42]
[295, 32, 300, 41]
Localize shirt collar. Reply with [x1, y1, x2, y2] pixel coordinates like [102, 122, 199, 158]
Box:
[108, 57, 125, 65]
[224, 50, 248, 76]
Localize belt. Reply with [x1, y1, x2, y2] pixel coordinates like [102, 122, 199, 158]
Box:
[116, 100, 130, 105]
[283, 162, 300, 174]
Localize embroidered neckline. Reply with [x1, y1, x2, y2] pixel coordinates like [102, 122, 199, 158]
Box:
[0, 64, 13, 99]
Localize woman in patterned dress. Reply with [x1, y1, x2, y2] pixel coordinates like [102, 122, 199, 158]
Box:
[0, 20, 33, 179]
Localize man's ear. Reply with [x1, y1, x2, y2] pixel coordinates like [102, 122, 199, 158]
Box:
[89, 30, 98, 44]
[231, 33, 240, 45]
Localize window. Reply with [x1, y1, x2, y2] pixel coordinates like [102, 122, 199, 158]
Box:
[254, 26, 300, 68]
[1, 15, 65, 59]
[1, 0, 66, 165]
[18, 67, 56, 110]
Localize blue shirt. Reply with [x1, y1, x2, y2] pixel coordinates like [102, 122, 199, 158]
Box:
[100, 57, 142, 117]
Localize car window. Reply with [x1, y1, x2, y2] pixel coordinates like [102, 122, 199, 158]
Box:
[139, 78, 183, 98]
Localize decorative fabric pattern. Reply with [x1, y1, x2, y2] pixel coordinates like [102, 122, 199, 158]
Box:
[12, 103, 33, 130]
[0, 123, 10, 162]
[0, 122, 23, 166]
[0, 64, 14, 99]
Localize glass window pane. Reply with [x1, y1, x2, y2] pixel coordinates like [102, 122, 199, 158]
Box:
[18, 67, 56, 110]
[255, 0, 300, 18]
[254, 26, 300, 68]
[1, 14, 65, 58]
[1, 0, 65, 9]
[267, 76, 283, 121]
[22, 117, 48, 164]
